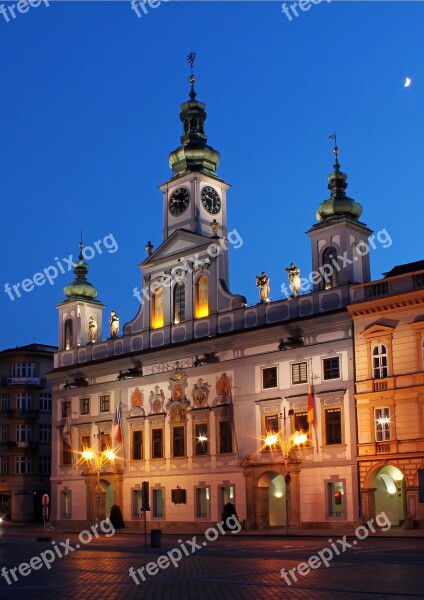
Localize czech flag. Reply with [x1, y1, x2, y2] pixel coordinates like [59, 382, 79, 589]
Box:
[112, 406, 122, 444]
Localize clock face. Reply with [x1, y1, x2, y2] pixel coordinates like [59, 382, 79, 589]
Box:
[169, 187, 190, 216]
[201, 186, 221, 214]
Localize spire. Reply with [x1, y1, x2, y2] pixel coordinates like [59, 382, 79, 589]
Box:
[168, 53, 220, 178]
[316, 138, 363, 222]
[62, 239, 100, 302]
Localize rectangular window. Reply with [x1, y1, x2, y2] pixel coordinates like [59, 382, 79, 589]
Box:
[0, 457, 8, 475]
[100, 433, 111, 452]
[219, 421, 233, 454]
[172, 426, 185, 458]
[0, 394, 9, 412]
[292, 362, 308, 385]
[264, 414, 279, 434]
[262, 367, 278, 390]
[16, 425, 31, 443]
[152, 428, 163, 459]
[327, 481, 345, 518]
[39, 425, 52, 443]
[39, 456, 51, 475]
[133, 490, 143, 518]
[39, 394, 52, 412]
[194, 423, 209, 456]
[80, 397, 90, 416]
[17, 393, 32, 412]
[16, 456, 31, 474]
[325, 408, 342, 445]
[0, 425, 9, 443]
[323, 357, 340, 380]
[294, 411, 309, 435]
[375, 408, 391, 442]
[62, 401, 70, 419]
[99, 395, 110, 413]
[12, 363, 35, 378]
[80, 435, 91, 452]
[196, 487, 210, 518]
[152, 489, 164, 518]
[132, 430, 143, 460]
[61, 490, 72, 519]
[62, 441, 72, 466]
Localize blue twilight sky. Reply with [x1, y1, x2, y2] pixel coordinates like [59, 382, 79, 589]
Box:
[1, 1, 423, 350]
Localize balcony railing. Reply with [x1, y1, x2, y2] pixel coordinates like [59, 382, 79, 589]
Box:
[3, 377, 46, 388]
[373, 380, 388, 391]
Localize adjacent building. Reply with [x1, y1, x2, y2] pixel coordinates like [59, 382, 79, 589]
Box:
[48, 70, 381, 531]
[0, 343, 56, 522]
[348, 261, 424, 528]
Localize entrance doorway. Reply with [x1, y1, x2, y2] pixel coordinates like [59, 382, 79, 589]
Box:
[256, 471, 287, 528]
[373, 465, 405, 526]
[95, 480, 115, 522]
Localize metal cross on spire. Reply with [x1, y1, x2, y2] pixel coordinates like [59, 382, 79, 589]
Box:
[329, 132, 340, 170]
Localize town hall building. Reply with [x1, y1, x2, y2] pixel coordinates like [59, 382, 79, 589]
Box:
[49, 68, 380, 531]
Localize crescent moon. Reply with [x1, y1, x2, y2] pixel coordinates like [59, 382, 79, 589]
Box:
[404, 77, 412, 88]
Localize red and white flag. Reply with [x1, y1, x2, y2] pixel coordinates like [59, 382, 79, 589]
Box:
[112, 405, 122, 444]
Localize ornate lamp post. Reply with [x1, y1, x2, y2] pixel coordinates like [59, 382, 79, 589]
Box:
[265, 431, 307, 534]
[82, 448, 116, 524]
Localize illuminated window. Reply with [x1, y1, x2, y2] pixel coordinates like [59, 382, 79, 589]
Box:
[195, 275, 209, 319]
[327, 481, 345, 518]
[195, 487, 210, 518]
[322, 247, 338, 289]
[264, 414, 279, 434]
[64, 319, 73, 350]
[194, 423, 208, 456]
[372, 344, 388, 379]
[173, 282, 185, 324]
[152, 286, 164, 329]
[375, 407, 391, 441]
[294, 411, 309, 436]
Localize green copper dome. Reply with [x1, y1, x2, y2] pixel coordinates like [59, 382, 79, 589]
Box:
[316, 148, 363, 222]
[169, 74, 220, 177]
[63, 244, 99, 301]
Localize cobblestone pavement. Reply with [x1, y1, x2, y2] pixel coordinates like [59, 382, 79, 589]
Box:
[1, 529, 424, 599]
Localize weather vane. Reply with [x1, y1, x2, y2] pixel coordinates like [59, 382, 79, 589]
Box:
[329, 132, 340, 167]
[187, 52, 197, 99]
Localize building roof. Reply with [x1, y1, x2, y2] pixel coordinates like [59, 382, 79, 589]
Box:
[0, 343, 58, 355]
[383, 260, 424, 278]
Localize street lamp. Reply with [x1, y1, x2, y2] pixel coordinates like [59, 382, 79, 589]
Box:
[265, 431, 307, 534]
[82, 448, 116, 524]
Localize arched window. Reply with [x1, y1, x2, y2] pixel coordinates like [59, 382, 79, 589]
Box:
[152, 287, 164, 329]
[373, 343, 388, 379]
[322, 247, 338, 289]
[64, 319, 73, 350]
[173, 282, 185, 324]
[195, 275, 209, 319]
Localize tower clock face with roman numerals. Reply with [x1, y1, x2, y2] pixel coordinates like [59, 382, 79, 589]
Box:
[169, 187, 190, 215]
[201, 186, 221, 214]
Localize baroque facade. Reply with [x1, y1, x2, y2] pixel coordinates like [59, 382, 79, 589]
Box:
[0, 343, 56, 522]
[349, 262, 424, 528]
[50, 72, 380, 531]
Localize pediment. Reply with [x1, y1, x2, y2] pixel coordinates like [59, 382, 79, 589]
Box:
[139, 229, 213, 268]
[361, 322, 396, 339]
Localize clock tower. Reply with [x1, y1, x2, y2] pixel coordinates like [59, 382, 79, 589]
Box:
[160, 60, 230, 241]
[124, 57, 246, 339]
